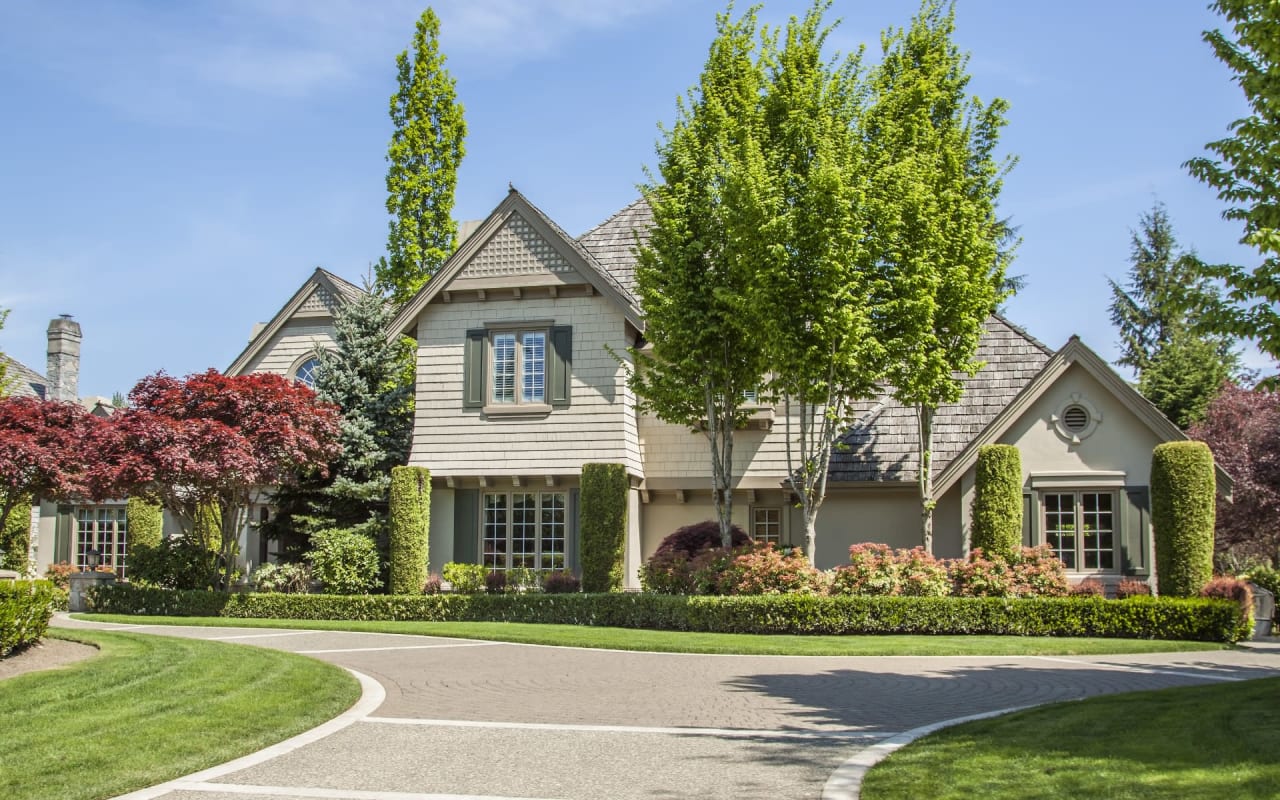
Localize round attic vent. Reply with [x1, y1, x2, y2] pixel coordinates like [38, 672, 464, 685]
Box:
[1052, 393, 1102, 443]
[1062, 404, 1090, 432]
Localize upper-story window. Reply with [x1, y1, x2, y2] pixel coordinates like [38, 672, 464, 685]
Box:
[464, 325, 572, 413]
[294, 357, 321, 389]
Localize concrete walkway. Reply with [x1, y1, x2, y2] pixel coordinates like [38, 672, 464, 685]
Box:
[53, 616, 1280, 800]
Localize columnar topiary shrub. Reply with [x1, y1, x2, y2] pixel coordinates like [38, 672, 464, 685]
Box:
[0, 494, 31, 572]
[1151, 441, 1216, 597]
[126, 497, 164, 551]
[579, 463, 628, 592]
[389, 466, 430, 595]
[970, 444, 1022, 559]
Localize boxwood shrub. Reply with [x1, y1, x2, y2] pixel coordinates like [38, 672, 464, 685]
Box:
[1, 579, 60, 656]
[970, 444, 1022, 559]
[389, 466, 431, 595]
[579, 463, 628, 592]
[85, 584, 1248, 643]
[1152, 441, 1216, 597]
[126, 497, 164, 551]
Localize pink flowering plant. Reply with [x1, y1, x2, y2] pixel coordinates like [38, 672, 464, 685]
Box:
[714, 543, 827, 596]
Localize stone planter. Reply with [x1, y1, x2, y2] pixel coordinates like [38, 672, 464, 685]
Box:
[68, 571, 117, 612]
[1250, 582, 1275, 639]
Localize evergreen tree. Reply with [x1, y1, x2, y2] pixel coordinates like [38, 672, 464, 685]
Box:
[1108, 202, 1239, 428]
[377, 7, 467, 306]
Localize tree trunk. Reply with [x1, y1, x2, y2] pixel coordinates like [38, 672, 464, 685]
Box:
[803, 505, 818, 564]
[917, 403, 935, 554]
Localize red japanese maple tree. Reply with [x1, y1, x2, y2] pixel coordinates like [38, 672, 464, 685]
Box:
[109, 369, 342, 588]
[0, 396, 108, 544]
[1189, 381, 1280, 568]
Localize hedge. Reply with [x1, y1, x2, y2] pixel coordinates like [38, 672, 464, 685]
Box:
[1, 495, 32, 572]
[1, 579, 60, 656]
[1152, 441, 1216, 597]
[85, 585, 1249, 643]
[579, 463, 628, 592]
[126, 497, 164, 551]
[970, 444, 1022, 559]
[389, 466, 430, 595]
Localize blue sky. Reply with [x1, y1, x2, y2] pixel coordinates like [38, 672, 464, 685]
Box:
[0, 0, 1263, 399]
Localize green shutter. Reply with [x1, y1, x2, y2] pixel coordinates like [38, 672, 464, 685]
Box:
[550, 325, 572, 408]
[453, 489, 479, 564]
[1122, 486, 1151, 577]
[568, 488, 581, 575]
[54, 505, 73, 564]
[463, 329, 486, 409]
[1021, 493, 1033, 548]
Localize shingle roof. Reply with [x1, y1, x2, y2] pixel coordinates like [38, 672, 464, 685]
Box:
[828, 316, 1053, 483]
[1, 354, 47, 399]
[577, 197, 652, 302]
[512, 190, 636, 306]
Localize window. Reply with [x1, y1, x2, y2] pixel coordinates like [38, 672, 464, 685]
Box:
[464, 326, 572, 411]
[294, 357, 321, 389]
[76, 506, 128, 578]
[1043, 491, 1116, 571]
[483, 492, 567, 571]
[753, 507, 781, 543]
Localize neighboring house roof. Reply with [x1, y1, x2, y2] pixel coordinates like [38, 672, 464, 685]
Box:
[389, 187, 643, 337]
[1, 353, 48, 399]
[226, 267, 368, 375]
[829, 315, 1054, 484]
[577, 197, 652, 303]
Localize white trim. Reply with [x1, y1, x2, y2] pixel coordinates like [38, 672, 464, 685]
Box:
[1028, 472, 1127, 489]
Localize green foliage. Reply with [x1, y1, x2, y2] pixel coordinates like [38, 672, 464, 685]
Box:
[1108, 203, 1239, 428]
[305, 528, 381, 595]
[0, 579, 58, 655]
[1245, 564, 1280, 601]
[126, 497, 163, 551]
[1151, 441, 1217, 597]
[378, 7, 467, 305]
[86, 584, 1249, 643]
[631, 5, 768, 547]
[128, 537, 221, 590]
[970, 444, 1022, 559]
[0, 494, 30, 572]
[192, 503, 222, 553]
[1185, 1, 1280, 371]
[388, 466, 430, 595]
[250, 562, 312, 594]
[579, 463, 628, 592]
[867, 0, 1013, 553]
[442, 562, 486, 594]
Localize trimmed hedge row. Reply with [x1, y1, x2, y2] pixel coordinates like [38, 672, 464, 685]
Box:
[85, 584, 1249, 643]
[1, 579, 60, 656]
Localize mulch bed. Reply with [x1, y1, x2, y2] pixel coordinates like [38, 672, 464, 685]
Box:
[0, 637, 97, 681]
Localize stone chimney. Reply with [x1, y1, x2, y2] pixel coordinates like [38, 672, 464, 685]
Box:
[46, 315, 81, 402]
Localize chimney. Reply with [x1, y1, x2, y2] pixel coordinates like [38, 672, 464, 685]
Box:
[47, 315, 81, 402]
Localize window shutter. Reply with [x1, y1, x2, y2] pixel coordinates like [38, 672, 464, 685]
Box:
[550, 325, 573, 408]
[54, 504, 73, 564]
[1021, 493, 1034, 548]
[463, 329, 486, 409]
[453, 489, 479, 564]
[1121, 486, 1150, 577]
[568, 488, 581, 575]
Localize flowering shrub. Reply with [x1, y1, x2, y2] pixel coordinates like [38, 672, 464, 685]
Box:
[1069, 578, 1106, 597]
[1116, 578, 1152, 599]
[1009, 546, 1070, 597]
[43, 561, 76, 590]
[713, 543, 826, 596]
[639, 549, 700, 594]
[542, 570, 581, 593]
[951, 546, 1069, 598]
[251, 562, 312, 594]
[421, 573, 443, 594]
[829, 544, 949, 597]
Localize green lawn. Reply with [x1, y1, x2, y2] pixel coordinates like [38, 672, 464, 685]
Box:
[78, 613, 1227, 656]
[862, 676, 1280, 800]
[1, 628, 359, 800]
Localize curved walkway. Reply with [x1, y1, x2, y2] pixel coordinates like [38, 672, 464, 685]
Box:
[54, 615, 1280, 800]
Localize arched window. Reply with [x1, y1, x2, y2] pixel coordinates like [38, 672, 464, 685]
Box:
[294, 357, 321, 389]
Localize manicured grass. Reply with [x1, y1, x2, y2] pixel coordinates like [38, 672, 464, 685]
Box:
[1, 629, 359, 800]
[862, 676, 1280, 800]
[77, 613, 1227, 656]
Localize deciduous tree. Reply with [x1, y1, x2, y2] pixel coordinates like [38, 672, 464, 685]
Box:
[377, 7, 467, 305]
[1185, 0, 1280, 374]
[866, 0, 1012, 553]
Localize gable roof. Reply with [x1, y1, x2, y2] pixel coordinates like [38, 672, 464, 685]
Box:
[1, 353, 48, 399]
[389, 188, 643, 337]
[828, 315, 1054, 484]
[225, 267, 368, 376]
[577, 197, 652, 302]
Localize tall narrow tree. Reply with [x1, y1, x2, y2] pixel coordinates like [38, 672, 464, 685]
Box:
[742, 2, 883, 564]
[865, 0, 1012, 553]
[630, 6, 768, 548]
[377, 7, 467, 306]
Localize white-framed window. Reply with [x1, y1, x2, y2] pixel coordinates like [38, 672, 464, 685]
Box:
[1042, 490, 1116, 571]
[490, 330, 546, 405]
[294, 357, 321, 389]
[752, 507, 782, 543]
[482, 492, 567, 571]
[76, 506, 128, 578]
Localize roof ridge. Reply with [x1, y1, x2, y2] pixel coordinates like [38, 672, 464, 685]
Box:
[990, 311, 1054, 355]
[578, 196, 648, 241]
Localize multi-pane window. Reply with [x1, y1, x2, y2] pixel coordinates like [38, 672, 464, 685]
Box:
[482, 492, 566, 571]
[753, 507, 781, 543]
[294, 357, 321, 389]
[76, 506, 128, 578]
[1043, 491, 1115, 571]
[491, 331, 546, 405]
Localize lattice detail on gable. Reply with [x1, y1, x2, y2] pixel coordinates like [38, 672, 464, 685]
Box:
[298, 285, 336, 313]
[459, 213, 575, 279]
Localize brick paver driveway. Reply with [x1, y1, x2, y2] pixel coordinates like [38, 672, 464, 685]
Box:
[55, 616, 1280, 800]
